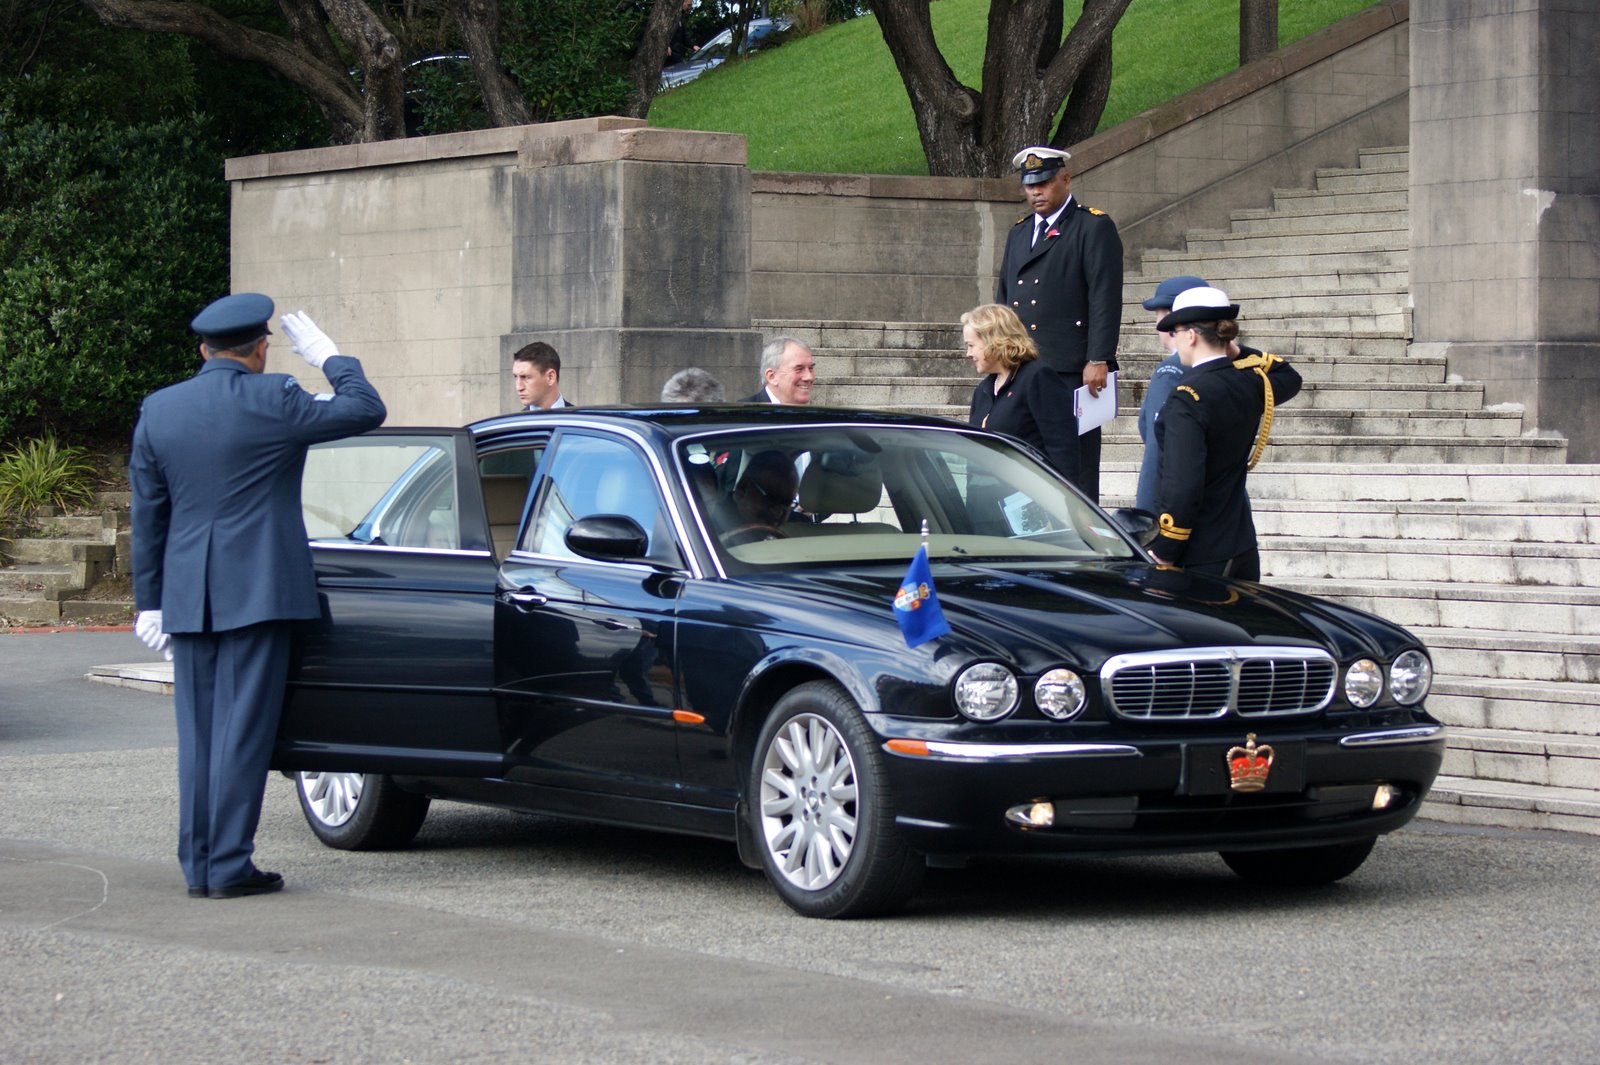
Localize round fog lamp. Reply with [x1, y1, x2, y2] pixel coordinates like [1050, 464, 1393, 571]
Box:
[1389, 650, 1433, 705]
[1344, 658, 1383, 708]
[954, 663, 1019, 721]
[1035, 669, 1087, 720]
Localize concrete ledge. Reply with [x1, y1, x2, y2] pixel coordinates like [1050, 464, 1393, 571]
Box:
[86, 662, 173, 696]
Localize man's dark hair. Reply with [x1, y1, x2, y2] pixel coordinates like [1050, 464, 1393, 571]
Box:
[204, 337, 264, 360]
[513, 341, 560, 376]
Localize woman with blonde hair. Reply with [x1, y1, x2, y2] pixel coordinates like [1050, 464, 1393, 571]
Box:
[962, 303, 1081, 486]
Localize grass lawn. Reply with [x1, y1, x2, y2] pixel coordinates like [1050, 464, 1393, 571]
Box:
[649, 0, 1384, 175]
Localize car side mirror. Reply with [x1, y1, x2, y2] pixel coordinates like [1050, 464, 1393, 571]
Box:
[566, 515, 649, 562]
[1110, 507, 1160, 548]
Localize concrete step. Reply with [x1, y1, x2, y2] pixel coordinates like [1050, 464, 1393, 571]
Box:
[1357, 146, 1409, 167]
[1416, 626, 1600, 685]
[1442, 727, 1600, 791]
[1424, 776, 1600, 836]
[1308, 163, 1409, 192]
[1430, 676, 1600, 735]
[1183, 226, 1408, 254]
[1266, 185, 1409, 213]
[0, 563, 80, 595]
[1136, 246, 1408, 279]
[1125, 267, 1410, 300]
[1220, 462, 1600, 505]
[1272, 578, 1600, 637]
[1103, 436, 1567, 464]
[1259, 535, 1600, 586]
[1251, 499, 1599, 544]
[1227, 204, 1409, 234]
[3, 538, 116, 567]
[756, 320, 961, 351]
[1121, 286, 1412, 320]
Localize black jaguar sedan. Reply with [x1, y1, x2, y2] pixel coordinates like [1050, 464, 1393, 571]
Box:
[281, 406, 1444, 917]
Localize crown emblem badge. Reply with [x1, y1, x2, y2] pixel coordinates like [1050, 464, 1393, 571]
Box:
[1023, 153, 1043, 171]
[1226, 733, 1274, 792]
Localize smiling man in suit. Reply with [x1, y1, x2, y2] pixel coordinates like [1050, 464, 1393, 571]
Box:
[994, 146, 1124, 503]
[130, 294, 386, 900]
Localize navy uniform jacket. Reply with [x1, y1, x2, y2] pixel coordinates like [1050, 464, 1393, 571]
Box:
[994, 200, 1125, 375]
[130, 355, 386, 633]
[1151, 352, 1301, 568]
[968, 359, 1082, 485]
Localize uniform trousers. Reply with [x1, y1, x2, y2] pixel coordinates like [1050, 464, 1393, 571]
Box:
[1183, 548, 1261, 582]
[172, 621, 292, 891]
[1057, 370, 1103, 504]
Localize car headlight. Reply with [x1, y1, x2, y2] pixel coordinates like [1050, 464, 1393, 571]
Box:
[954, 663, 1019, 721]
[1034, 668, 1086, 720]
[1344, 658, 1383, 708]
[1389, 650, 1433, 705]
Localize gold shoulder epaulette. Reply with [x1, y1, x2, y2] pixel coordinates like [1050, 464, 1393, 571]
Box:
[1233, 351, 1282, 371]
[1082, 205, 1106, 216]
[1015, 214, 1031, 226]
[1176, 385, 1200, 401]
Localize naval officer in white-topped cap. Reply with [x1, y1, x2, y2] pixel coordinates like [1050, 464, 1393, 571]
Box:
[994, 145, 1124, 502]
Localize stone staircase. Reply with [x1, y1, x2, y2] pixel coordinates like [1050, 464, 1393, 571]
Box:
[0, 492, 134, 626]
[763, 144, 1600, 836]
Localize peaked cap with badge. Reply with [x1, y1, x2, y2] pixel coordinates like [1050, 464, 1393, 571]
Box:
[191, 292, 275, 350]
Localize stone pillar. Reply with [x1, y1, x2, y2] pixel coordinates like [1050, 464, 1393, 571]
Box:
[1409, 0, 1600, 460]
[505, 125, 762, 405]
[225, 119, 760, 425]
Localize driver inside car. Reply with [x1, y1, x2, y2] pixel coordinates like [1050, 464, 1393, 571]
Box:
[713, 449, 800, 544]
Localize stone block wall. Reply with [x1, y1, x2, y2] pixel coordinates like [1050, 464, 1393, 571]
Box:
[1410, 0, 1600, 461]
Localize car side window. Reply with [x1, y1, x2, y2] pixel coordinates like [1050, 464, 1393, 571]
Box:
[304, 436, 461, 549]
[523, 435, 680, 567]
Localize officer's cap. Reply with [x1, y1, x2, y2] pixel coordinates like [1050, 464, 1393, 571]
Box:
[191, 292, 274, 349]
[1156, 286, 1240, 332]
[1012, 146, 1070, 185]
[1142, 275, 1209, 312]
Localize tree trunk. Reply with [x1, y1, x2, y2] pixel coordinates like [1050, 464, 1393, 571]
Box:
[449, 0, 531, 127]
[621, 0, 687, 119]
[869, 0, 1129, 177]
[1240, 0, 1277, 65]
[318, 0, 405, 141]
[1052, 36, 1111, 149]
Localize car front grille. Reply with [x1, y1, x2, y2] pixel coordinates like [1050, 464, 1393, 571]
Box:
[1101, 647, 1335, 721]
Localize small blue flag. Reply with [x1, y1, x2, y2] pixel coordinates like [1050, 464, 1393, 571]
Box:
[893, 545, 951, 648]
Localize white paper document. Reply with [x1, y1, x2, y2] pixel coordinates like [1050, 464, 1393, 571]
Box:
[1074, 370, 1118, 435]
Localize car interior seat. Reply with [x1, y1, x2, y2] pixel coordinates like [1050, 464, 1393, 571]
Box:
[481, 474, 530, 558]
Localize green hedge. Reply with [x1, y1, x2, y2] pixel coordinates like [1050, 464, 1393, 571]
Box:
[0, 116, 227, 448]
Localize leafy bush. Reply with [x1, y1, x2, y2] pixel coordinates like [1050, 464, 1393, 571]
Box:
[0, 435, 96, 520]
[0, 115, 227, 447]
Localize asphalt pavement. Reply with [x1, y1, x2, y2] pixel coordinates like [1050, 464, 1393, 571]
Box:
[4, 631, 1599, 1065]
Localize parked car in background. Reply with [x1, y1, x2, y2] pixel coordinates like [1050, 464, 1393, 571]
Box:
[280, 406, 1444, 918]
[659, 16, 793, 91]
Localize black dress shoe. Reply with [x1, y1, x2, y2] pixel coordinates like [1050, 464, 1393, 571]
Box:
[187, 885, 207, 899]
[208, 869, 284, 899]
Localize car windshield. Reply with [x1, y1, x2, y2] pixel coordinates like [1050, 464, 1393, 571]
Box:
[678, 424, 1139, 572]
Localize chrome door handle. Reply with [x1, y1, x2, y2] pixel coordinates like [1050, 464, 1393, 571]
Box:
[504, 588, 548, 609]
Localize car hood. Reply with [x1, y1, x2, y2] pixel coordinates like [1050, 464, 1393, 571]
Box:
[764, 560, 1405, 669]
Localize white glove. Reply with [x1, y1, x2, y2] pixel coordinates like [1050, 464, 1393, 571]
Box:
[279, 311, 340, 370]
[134, 610, 173, 661]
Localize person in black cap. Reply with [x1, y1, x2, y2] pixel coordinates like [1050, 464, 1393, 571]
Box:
[994, 145, 1124, 503]
[1147, 287, 1301, 580]
[129, 294, 386, 899]
[1135, 275, 1208, 513]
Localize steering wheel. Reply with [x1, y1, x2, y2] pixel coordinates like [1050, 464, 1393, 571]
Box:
[720, 523, 782, 547]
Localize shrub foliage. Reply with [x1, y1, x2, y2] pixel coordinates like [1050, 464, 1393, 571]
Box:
[0, 116, 227, 447]
[0, 434, 97, 520]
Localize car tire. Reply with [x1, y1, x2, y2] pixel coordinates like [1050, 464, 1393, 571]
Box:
[1219, 835, 1377, 887]
[750, 680, 923, 918]
[295, 771, 430, 850]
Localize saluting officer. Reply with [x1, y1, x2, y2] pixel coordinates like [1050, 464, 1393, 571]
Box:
[994, 146, 1124, 502]
[1148, 287, 1301, 581]
[130, 294, 386, 899]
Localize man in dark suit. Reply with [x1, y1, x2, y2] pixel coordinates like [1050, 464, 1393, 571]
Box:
[995, 146, 1124, 502]
[130, 294, 386, 899]
[743, 336, 815, 404]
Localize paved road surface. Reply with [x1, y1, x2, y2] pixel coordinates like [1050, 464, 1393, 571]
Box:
[4, 632, 1597, 1064]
